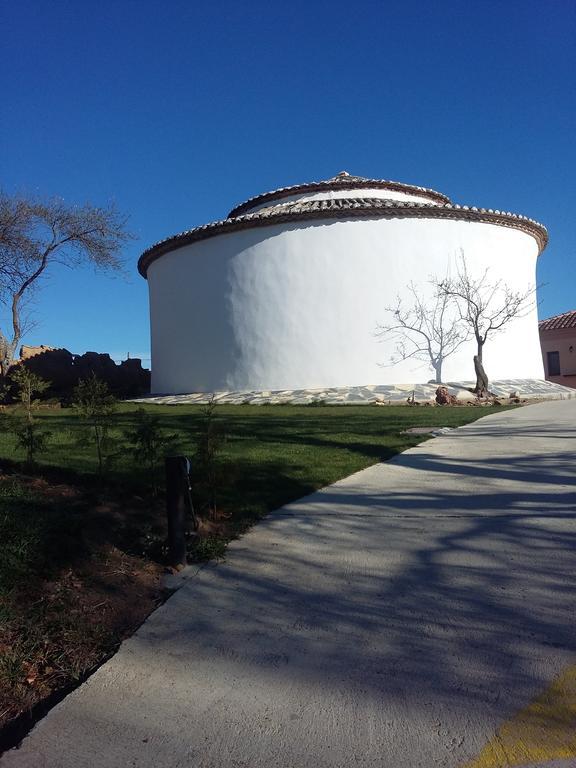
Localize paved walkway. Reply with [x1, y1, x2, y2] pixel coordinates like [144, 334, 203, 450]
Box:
[3, 400, 576, 768]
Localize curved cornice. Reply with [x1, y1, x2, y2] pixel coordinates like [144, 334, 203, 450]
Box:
[138, 197, 548, 278]
[227, 174, 451, 217]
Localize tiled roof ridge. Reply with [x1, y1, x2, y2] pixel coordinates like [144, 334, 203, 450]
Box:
[227, 173, 451, 217]
[539, 310, 576, 330]
[138, 197, 548, 277]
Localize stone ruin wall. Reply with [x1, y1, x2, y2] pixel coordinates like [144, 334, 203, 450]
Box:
[15, 345, 150, 399]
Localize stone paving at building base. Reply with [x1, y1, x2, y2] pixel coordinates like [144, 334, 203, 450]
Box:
[133, 378, 574, 406]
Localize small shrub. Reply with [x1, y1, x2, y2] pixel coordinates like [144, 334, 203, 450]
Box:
[0, 379, 9, 405]
[9, 368, 52, 466]
[73, 374, 116, 477]
[123, 408, 178, 494]
[14, 420, 51, 467]
[190, 535, 227, 561]
[10, 367, 50, 419]
[194, 397, 226, 518]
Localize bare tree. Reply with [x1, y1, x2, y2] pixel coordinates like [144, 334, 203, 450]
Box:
[0, 192, 132, 379]
[377, 282, 471, 383]
[438, 253, 536, 396]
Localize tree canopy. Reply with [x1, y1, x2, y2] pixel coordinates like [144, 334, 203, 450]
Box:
[0, 193, 133, 377]
[438, 253, 536, 395]
[377, 282, 471, 384]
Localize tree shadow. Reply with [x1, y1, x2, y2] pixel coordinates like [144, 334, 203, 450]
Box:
[5, 404, 576, 764]
[76, 435, 570, 762]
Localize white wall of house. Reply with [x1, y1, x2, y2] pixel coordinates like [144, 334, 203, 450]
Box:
[147, 215, 542, 394]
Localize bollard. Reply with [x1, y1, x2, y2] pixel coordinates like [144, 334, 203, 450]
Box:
[165, 455, 191, 568]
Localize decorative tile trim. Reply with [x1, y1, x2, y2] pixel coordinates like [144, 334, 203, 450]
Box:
[228, 173, 451, 217]
[138, 197, 548, 278]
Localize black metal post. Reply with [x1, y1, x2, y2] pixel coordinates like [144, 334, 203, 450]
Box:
[165, 456, 189, 568]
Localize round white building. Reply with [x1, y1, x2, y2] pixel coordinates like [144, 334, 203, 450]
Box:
[139, 172, 547, 394]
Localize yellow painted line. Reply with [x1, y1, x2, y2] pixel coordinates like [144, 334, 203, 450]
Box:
[462, 664, 576, 768]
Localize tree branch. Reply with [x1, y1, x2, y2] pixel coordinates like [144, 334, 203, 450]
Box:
[0, 192, 134, 377]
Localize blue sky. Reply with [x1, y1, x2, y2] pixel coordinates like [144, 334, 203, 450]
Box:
[1, 0, 575, 363]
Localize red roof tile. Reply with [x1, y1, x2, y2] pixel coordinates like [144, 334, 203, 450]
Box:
[138, 198, 548, 278]
[228, 172, 451, 217]
[539, 310, 576, 331]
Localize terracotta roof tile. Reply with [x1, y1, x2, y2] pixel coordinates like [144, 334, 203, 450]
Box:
[539, 310, 576, 331]
[138, 196, 548, 277]
[228, 173, 451, 217]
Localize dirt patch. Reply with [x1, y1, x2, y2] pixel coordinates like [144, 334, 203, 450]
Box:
[0, 474, 166, 753]
[0, 545, 164, 750]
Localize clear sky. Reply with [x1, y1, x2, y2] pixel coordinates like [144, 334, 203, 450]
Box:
[1, 0, 575, 364]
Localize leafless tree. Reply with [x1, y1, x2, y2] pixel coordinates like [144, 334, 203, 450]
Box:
[377, 282, 471, 384]
[0, 193, 133, 379]
[438, 252, 536, 396]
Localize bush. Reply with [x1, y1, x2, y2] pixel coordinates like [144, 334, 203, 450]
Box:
[14, 420, 50, 467]
[73, 374, 116, 477]
[9, 367, 51, 466]
[194, 397, 226, 518]
[123, 408, 178, 494]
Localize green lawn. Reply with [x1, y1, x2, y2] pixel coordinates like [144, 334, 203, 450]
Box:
[0, 402, 500, 529]
[1, 402, 506, 740]
[1, 400, 503, 605]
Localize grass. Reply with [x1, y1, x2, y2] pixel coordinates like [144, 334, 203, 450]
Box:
[0, 401, 506, 745]
[0, 401, 514, 563]
[0, 481, 80, 593]
[0, 402, 502, 522]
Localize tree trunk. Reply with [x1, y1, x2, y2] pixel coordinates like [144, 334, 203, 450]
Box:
[95, 425, 103, 476]
[474, 354, 489, 397]
[0, 341, 10, 381]
[0, 337, 18, 380]
[433, 362, 442, 384]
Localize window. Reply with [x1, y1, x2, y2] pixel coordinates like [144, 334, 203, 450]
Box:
[547, 351, 561, 376]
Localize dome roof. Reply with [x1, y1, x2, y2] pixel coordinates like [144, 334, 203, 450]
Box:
[227, 171, 451, 217]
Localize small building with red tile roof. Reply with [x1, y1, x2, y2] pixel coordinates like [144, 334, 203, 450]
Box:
[539, 311, 576, 388]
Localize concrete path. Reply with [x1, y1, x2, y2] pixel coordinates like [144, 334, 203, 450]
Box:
[3, 400, 576, 768]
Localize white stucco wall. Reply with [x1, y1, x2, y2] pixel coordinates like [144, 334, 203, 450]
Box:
[240, 187, 443, 214]
[539, 327, 576, 387]
[147, 217, 542, 393]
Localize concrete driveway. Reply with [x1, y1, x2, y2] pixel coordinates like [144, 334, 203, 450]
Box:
[3, 399, 576, 768]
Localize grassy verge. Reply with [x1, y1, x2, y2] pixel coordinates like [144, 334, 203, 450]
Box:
[0, 402, 505, 522]
[0, 402, 505, 746]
